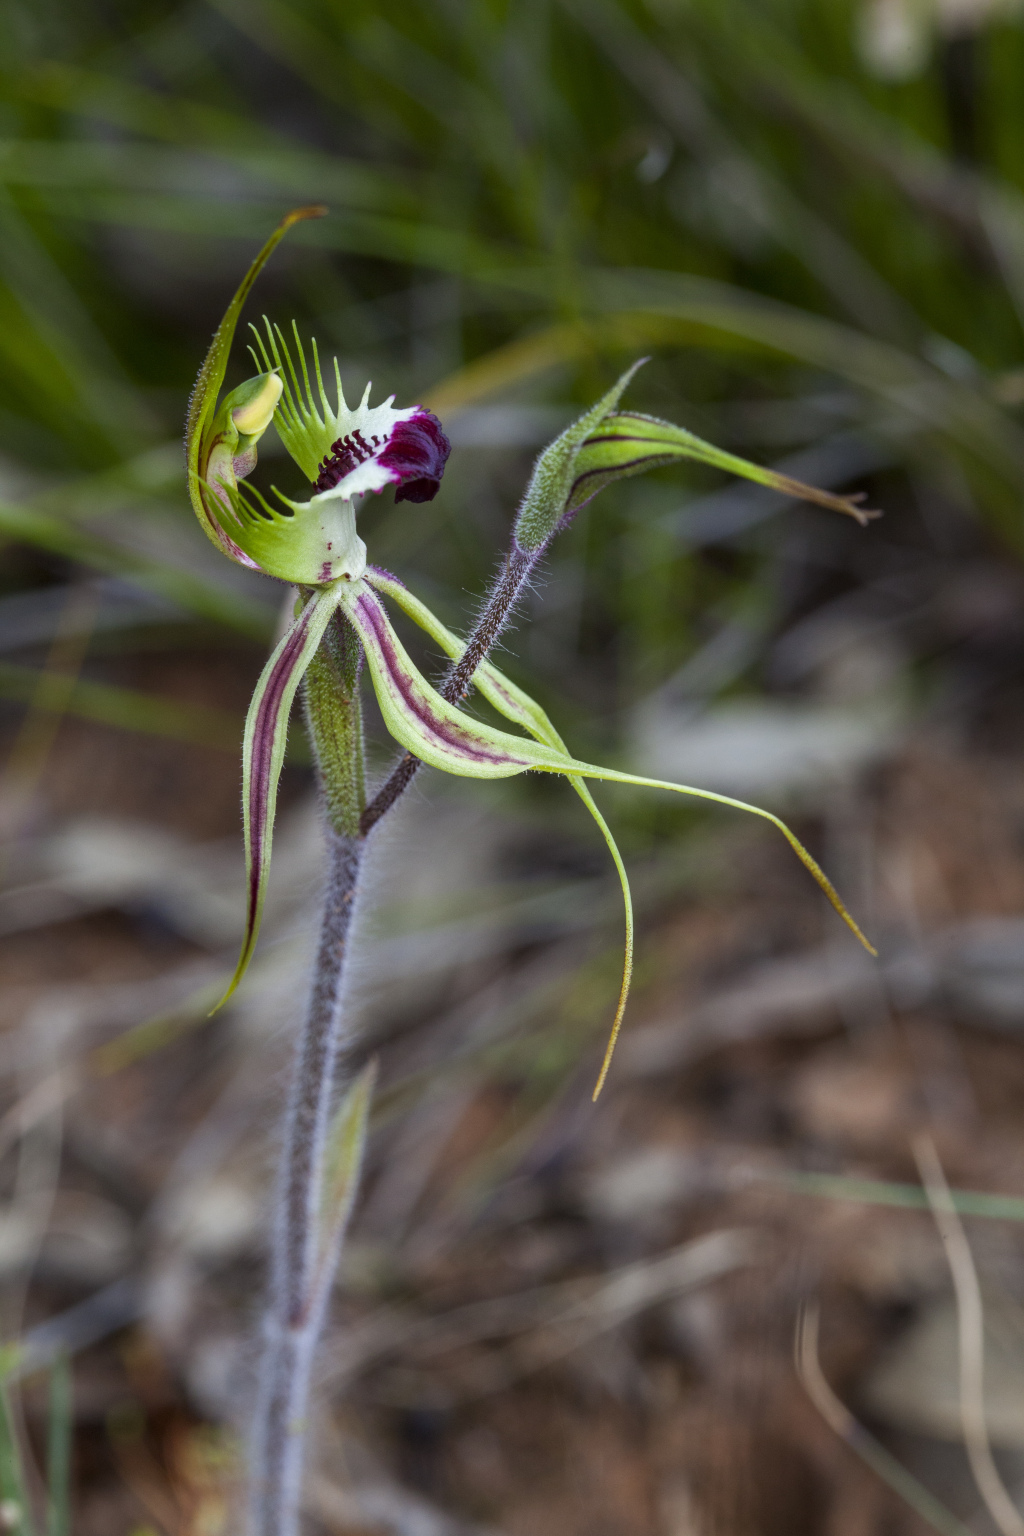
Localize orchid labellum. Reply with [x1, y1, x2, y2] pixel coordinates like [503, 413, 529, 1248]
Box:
[187, 207, 875, 1099]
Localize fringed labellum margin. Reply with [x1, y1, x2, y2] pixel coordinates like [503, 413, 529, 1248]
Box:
[248, 317, 450, 498]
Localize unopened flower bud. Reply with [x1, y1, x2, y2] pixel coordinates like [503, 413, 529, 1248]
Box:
[513, 362, 646, 554]
[513, 372, 873, 555]
[567, 411, 875, 524]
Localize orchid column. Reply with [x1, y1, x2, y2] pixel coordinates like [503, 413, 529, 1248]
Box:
[185, 209, 876, 1536]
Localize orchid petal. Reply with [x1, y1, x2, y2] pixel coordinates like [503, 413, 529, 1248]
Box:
[344, 582, 539, 778]
[362, 569, 555, 739]
[185, 206, 325, 564]
[365, 568, 633, 1095]
[216, 583, 346, 1010]
[343, 579, 874, 960]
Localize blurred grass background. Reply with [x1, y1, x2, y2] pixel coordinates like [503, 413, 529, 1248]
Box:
[2, 0, 1024, 780]
[5, 1, 1024, 1532]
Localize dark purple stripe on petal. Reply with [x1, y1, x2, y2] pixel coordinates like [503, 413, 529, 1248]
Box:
[245, 606, 312, 934]
[582, 434, 677, 444]
[354, 590, 532, 768]
[571, 454, 672, 489]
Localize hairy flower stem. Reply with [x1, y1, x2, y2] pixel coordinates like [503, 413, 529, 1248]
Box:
[360, 543, 534, 834]
[253, 545, 537, 1528]
[250, 607, 367, 1536]
[249, 829, 363, 1536]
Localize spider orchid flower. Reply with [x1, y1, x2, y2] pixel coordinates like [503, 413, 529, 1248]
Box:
[187, 210, 876, 1095]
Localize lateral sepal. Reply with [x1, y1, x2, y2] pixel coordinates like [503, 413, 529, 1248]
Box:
[365, 567, 634, 1095]
[215, 582, 346, 1010]
[343, 577, 875, 1093]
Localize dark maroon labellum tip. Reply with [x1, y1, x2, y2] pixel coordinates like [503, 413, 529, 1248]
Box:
[313, 409, 452, 503]
[383, 411, 451, 504]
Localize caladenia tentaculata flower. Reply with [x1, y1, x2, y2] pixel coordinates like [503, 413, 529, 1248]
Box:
[187, 208, 879, 1099]
[186, 204, 450, 587]
[189, 212, 882, 1536]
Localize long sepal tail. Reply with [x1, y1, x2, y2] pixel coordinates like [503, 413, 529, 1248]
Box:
[215, 584, 345, 1011]
[364, 567, 634, 1097]
[185, 205, 326, 559]
[574, 770, 875, 959]
[574, 780, 634, 1101]
[344, 578, 875, 956]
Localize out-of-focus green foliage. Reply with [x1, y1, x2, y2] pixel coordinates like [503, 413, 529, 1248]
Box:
[0, 0, 1022, 750]
[0, 1351, 72, 1536]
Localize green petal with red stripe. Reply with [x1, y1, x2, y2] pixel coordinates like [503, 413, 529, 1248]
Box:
[364, 566, 634, 1096]
[342, 579, 874, 1014]
[215, 582, 345, 1010]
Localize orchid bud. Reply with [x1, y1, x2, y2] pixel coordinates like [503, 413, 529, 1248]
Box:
[512, 361, 646, 553]
[514, 380, 873, 554]
[566, 410, 875, 524]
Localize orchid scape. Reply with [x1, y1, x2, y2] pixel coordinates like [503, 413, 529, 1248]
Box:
[186, 207, 877, 1536]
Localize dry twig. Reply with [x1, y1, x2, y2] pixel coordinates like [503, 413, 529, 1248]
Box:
[796, 1301, 971, 1536]
[912, 1133, 1024, 1536]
